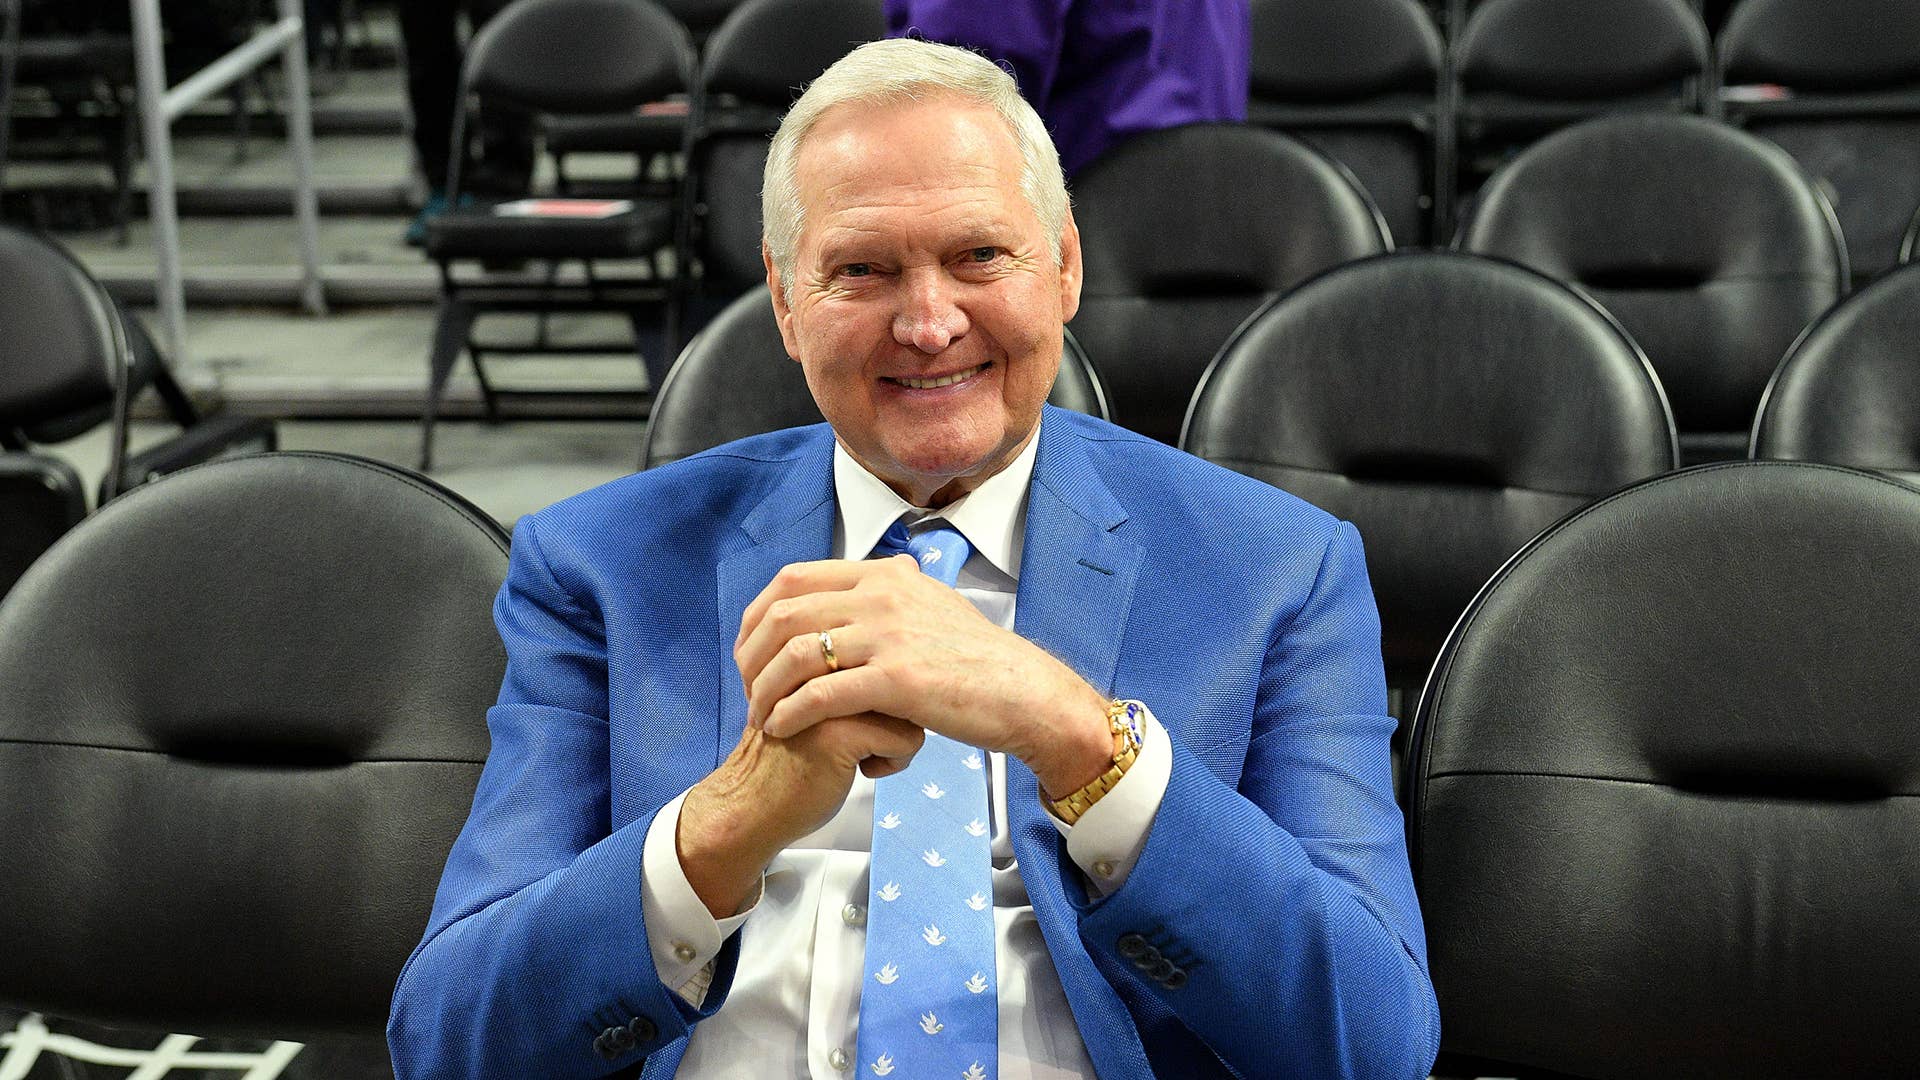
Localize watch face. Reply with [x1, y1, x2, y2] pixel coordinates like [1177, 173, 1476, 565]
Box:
[1118, 701, 1144, 742]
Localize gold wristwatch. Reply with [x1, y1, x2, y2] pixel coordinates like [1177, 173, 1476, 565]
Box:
[1047, 699, 1146, 825]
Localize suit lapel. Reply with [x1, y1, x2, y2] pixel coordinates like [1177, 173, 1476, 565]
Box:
[712, 430, 838, 768]
[1008, 413, 1154, 1078]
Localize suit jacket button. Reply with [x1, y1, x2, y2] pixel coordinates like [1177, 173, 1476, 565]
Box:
[1164, 967, 1189, 990]
[1130, 943, 1163, 971]
[1147, 956, 1175, 981]
[593, 1033, 616, 1060]
[628, 1016, 658, 1043]
[605, 1025, 637, 1053]
[1117, 933, 1149, 959]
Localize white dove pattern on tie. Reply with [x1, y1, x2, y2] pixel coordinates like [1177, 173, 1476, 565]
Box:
[873, 963, 899, 985]
[857, 522, 994, 1077]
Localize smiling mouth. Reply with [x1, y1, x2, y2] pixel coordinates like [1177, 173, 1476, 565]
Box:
[885, 362, 989, 390]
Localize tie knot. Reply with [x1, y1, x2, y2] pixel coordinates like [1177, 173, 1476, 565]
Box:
[876, 520, 971, 588]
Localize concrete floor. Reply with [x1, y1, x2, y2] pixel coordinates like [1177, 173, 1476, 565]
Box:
[48, 415, 642, 528]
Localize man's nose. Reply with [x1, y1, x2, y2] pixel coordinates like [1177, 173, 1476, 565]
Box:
[893, 269, 970, 353]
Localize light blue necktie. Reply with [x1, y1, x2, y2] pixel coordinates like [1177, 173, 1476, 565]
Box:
[856, 520, 996, 1080]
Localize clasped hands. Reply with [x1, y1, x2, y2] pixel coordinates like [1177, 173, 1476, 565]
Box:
[676, 555, 1112, 917]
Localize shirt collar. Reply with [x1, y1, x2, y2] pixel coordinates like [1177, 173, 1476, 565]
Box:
[831, 418, 1042, 582]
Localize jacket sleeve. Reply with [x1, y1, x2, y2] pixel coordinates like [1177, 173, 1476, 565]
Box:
[1070, 520, 1440, 1080]
[387, 517, 737, 1079]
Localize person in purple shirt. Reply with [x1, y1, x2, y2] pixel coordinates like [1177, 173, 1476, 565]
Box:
[887, 0, 1250, 176]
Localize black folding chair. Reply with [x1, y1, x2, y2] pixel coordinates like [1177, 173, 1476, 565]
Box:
[418, 0, 694, 471]
[0, 223, 275, 506]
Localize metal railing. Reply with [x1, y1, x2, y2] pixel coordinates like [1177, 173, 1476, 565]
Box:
[129, 0, 327, 377]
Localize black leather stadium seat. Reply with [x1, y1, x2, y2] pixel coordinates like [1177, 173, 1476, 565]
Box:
[642, 286, 1108, 468]
[0, 223, 275, 505]
[1182, 250, 1676, 714]
[1247, 0, 1445, 245]
[1719, 0, 1920, 285]
[1459, 113, 1846, 463]
[1751, 261, 1920, 484]
[1072, 123, 1389, 445]
[0, 452, 507, 1039]
[681, 0, 883, 306]
[1411, 460, 1920, 1078]
[1452, 0, 1710, 228]
[0, 451, 85, 599]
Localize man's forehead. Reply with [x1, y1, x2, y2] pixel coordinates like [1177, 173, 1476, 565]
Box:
[797, 95, 1022, 183]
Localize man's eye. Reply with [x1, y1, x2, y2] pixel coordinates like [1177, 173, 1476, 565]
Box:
[967, 247, 999, 262]
[841, 263, 873, 278]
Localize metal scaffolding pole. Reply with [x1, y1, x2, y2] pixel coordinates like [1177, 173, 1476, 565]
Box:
[128, 0, 326, 379]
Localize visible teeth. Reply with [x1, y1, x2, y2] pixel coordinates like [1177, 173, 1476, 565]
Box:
[894, 364, 985, 390]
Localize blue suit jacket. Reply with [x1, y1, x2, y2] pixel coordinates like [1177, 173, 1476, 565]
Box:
[389, 408, 1438, 1079]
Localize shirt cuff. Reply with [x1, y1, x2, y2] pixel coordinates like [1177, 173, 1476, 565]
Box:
[1047, 704, 1172, 898]
[641, 790, 761, 1005]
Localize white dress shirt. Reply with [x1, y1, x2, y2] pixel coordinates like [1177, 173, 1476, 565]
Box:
[638, 424, 1174, 1078]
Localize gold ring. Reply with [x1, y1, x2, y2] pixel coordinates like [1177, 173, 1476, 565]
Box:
[818, 629, 839, 672]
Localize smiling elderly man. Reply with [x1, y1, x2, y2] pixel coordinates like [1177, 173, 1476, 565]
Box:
[388, 38, 1436, 1080]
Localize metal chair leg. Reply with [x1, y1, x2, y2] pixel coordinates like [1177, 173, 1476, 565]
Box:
[630, 309, 670, 395]
[420, 297, 477, 472]
[470, 344, 502, 424]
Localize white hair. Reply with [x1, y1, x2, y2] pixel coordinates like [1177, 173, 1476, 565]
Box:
[761, 38, 1069, 298]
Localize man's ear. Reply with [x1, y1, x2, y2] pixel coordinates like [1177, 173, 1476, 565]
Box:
[765, 243, 803, 362]
[1057, 210, 1083, 324]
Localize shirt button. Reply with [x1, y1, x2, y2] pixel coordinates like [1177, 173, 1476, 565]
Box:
[828, 1047, 851, 1071]
[672, 942, 696, 963]
[1091, 859, 1116, 878]
[842, 903, 866, 927]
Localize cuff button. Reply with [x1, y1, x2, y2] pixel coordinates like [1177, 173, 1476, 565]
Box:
[628, 1016, 658, 1043]
[1116, 933, 1148, 959]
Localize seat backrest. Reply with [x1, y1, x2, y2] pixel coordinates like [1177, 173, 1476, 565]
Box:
[0, 222, 125, 434]
[1251, 0, 1442, 105]
[1457, 0, 1709, 105]
[1183, 251, 1676, 691]
[1751, 261, 1920, 485]
[0, 452, 508, 1039]
[464, 0, 692, 115]
[1410, 460, 1920, 1077]
[0, 450, 85, 599]
[1460, 113, 1846, 461]
[643, 286, 1107, 468]
[1072, 123, 1389, 444]
[1719, 0, 1920, 93]
[688, 0, 884, 292]
[1718, 0, 1920, 282]
[1247, 0, 1443, 245]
